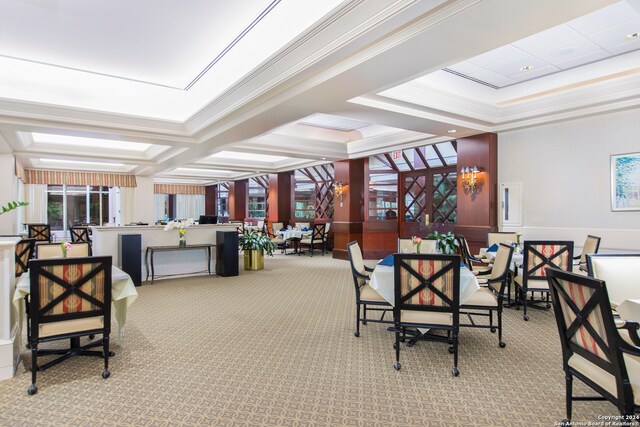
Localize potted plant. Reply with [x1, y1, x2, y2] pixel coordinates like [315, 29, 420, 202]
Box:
[426, 231, 460, 254]
[238, 230, 277, 270]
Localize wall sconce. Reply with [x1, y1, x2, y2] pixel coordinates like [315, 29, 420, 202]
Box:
[335, 181, 346, 207]
[461, 166, 480, 191]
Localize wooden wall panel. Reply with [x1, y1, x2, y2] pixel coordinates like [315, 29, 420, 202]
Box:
[363, 221, 397, 259]
[455, 133, 498, 250]
[268, 172, 292, 226]
[332, 159, 365, 260]
[205, 185, 217, 215]
[228, 180, 247, 221]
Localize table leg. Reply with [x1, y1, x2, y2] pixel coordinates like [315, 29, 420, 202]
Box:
[145, 247, 150, 282]
[207, 247, 212, 275]
[150, 250, 155, 284]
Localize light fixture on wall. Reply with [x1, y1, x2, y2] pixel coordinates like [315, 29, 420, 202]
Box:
[461, 166, 480, 191]
[335, 181, 346, 207]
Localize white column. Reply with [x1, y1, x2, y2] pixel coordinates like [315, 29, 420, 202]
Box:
[0, 155, 19, 235]
[0, 238, 21, 380]
[133, 177, 155, 224]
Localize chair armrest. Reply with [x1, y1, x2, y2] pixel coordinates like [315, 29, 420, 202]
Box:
[474, 269, 491, 276]
[364, 265, 375, 273]
[617, 320, 640, 347]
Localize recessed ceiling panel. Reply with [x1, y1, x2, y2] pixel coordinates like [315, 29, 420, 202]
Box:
[443, 1, 640, 88]
[0, 0, 276, 88]
[298, 113, 372, 132]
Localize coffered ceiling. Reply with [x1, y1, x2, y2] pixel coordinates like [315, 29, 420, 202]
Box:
[1, 0, 638, 185]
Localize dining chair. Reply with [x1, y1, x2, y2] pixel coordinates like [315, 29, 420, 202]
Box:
[456, 235, 492, 275]
[546, 267, 640, 423]
[36, 242, 90, 259]
[27, 256, 112, 395]
[460, 243, 514, 347]
[28, 224, 52, 243]
[586, 254, 640, 308]
[574, 235, 601, 273]
[272, 222, 284, 232]
[295, 222, 310, 230]
[15, 238, 36, 278]
[514, 240, 574, 321]
[487, 232, 518, 247]
[393, 253, 461, 376]
[299, 223, 325, 256]
[70, 226, 92, 254]
[322, 222, 331, 254]
[398, 237, 437, 254]
[15, 238, 37, 349]
[263, 223, 287, 253]
[347, 241, 392, 337]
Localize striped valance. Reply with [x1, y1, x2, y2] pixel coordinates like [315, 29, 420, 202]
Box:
[154, 184, 206, 195]
[25, 169, 137, 187]
[15, 160, 26, 182]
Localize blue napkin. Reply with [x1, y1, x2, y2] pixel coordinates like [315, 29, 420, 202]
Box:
[378, 254, 394, 266]
[279, 228, 286, 232]
[460, 262, 467, 268]
[487, 243, 499, 252]
[301, 227, 308, 231]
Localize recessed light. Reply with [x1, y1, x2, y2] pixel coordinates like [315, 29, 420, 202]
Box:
[321, 157, 326, 160]
[447, 130, 457, 134]
[626, 32, 639, 40]
[519, 65, 534, 72]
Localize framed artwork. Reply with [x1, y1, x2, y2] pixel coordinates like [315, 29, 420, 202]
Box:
[611, 152, 640, 211]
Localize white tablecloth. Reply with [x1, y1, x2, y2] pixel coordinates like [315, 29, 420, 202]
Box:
[369, 263, 479, 306]
[480, 248, 523, 271]
[13, 265, 138, 338]
[275, 229, 311, 240]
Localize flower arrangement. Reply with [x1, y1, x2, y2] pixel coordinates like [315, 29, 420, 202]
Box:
[60, 242, 72, 258]
[163, 219, 194, 246]
[411, 236, 422, 253]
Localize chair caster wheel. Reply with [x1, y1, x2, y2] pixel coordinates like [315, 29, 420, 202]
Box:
[102, 369, 110, 379]
[451, 367, 459, 377]
[394, 362, 401, 371]
[546, 304, 551, 309]
[393, 343, 397, 349]
[400, 338, 405, 343]
[25, 343, 31, 349]
[108, 351, 116, 357]
[499, 341, 506, 348]
[354, 332, 359, 337]
[490, 327, 496, 333]
[515, 306, 520, 310]
[448, 346, 455, 354]
[362, 320, 367, 325]
[89, 334, 95, 340]
[524, 315, 529, 321]
[27, 384, 37, 395]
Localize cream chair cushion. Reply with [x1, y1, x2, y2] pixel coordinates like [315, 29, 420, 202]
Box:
[360, 285, 386, 302]
[37, 242, 90, 259]
[400, 310, 452, 326]
[568, 352, 640, 405]
[514, 276, 549, 290]
[39, 316, 104, 338]
[589, 256, 640, 307]
[462, 288, 497, 307]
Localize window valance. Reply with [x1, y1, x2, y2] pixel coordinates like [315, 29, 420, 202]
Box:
[154, 184, 206, 195]
[25, 169, 137, 187]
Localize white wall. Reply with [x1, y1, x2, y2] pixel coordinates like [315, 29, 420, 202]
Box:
[0, 155, 19, 235]
[132, 176, 155, 224]
[498, 108, 640, 253]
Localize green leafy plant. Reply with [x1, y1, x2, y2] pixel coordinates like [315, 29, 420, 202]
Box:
[0, 201, 29, 215]
[427, 231, 460, 254]
[238, 230, 277, 256]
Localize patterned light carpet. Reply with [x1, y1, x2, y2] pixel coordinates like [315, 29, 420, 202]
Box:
[0, 254, 615, 426]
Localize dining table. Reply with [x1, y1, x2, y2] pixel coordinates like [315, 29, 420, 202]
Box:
[275, 229, 312, 254]
[369, 261, 480, 306]
[13, 265, 138, 339]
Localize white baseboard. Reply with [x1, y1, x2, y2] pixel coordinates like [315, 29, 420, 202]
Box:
[0, 334, 21, 381]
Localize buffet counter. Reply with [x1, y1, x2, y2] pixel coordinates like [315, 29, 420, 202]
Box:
[91, 224, 238, 281]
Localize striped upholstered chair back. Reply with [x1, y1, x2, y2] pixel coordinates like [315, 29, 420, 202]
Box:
[36, 242, 90, 259]
[521, 240, 573, 288]
[393, 254, 460, 316]
[15, 238, 36, 277]
[546, 268, 638, 416]
[28, 224, 51, 242]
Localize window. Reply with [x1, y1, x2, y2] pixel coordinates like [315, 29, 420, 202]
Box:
[217, 183, 229, 217]
[368, 173, 398, 220]
[47, 185, 111, 231]
[293, 165, 334, 219]
[154, 193, 205, 220]
[248, 176, 268, 218]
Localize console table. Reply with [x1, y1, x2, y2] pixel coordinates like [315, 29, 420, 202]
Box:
[145, 244, 214, 284]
